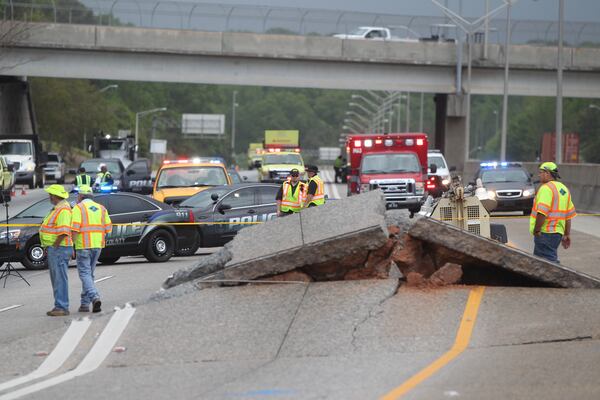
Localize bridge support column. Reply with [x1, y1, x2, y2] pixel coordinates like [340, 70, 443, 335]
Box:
[434, 93, 467, 173]
[0, 76, 36, 135]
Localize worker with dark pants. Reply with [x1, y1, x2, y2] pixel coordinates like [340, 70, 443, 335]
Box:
[530, 162, 576, 263]
[276, 168, 306, 217]
[333, 155, 344, 183]
[75, 167, 92, 189]
[304, 165, 325, 208]
[40, 184, 73, 317]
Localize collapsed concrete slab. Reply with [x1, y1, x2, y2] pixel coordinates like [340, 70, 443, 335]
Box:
[408, 218, 600, 288]
[163, 189, 600, 290]
[163, 190, 390, 288]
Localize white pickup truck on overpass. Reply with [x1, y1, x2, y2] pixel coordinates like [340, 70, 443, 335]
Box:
[333, 26, 418, 42]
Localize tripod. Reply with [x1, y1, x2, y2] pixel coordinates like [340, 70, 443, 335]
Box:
[0, 191, 30, 288]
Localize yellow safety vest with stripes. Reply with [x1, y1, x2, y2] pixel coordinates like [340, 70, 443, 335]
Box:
[530, 181, 576, 235]
[71, 199, 113, 249]
[280, 181, 306, 213]
[76, 174, 92, 187]
[39, 200, 72, 247]
[307, 175, 325, 206]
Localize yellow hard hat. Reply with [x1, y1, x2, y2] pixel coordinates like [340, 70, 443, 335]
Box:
[539, 161, 560, 178]
[45, 184, 69, 199]
[78, 184, 93, 195]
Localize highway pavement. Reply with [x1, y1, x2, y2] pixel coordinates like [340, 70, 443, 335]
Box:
[0, 174, 599, 399]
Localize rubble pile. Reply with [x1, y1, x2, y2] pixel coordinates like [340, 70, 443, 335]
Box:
[163, 190, 600, 291]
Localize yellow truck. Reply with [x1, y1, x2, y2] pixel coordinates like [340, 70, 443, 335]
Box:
[247, 142, 264, 169]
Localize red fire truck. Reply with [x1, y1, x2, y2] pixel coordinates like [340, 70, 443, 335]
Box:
[345, 133, 429, 213]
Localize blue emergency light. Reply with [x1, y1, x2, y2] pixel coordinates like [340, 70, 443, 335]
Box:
[480, 161, 509, 169]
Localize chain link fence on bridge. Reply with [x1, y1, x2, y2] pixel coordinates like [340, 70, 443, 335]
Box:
[2, 0, 599, 47]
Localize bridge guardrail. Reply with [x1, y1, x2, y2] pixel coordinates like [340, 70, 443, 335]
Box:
[2, 0, 599, 48]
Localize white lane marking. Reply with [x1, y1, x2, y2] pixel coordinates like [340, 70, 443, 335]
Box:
[0, 304, 136, 400]
[0, 305, 23, 313]
[94, 275, 114, 284]
[0, 318, 91, 392]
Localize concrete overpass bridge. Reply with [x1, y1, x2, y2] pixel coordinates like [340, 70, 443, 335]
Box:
[1, 22, 599, 171]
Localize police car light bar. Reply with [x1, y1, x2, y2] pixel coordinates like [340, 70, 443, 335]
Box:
[480, 161, 509, 168]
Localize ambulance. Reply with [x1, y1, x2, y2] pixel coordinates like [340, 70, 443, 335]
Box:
[345, 133, 429, 213]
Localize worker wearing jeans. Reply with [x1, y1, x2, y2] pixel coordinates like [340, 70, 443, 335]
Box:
[71, 185, 112, 313]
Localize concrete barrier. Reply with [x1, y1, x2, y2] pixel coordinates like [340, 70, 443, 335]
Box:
[464, 161, 600, 213]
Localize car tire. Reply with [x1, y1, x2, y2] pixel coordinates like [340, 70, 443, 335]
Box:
[98, 257, 120, 265]
[57, 175, 64, 184]
[144, 229, 175, 263]
[37, 174, 45, 188]
[175, 230, 201, 257]
[22, 240, 47, 270]
[523, 209, 531, 216]
[28, 174, 36, 190]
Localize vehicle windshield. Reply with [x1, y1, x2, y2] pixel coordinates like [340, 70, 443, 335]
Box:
[47, 154, 59, 163]
[481, 169, 530, 184]
[229, 171, 242, 184]
[0, 141, 32, 155]
[263, 154, 303, 166]
[179, 187, 231, 209]
[81, 160, 122, 175]
[428, 155, 447, 170]
[361, 153, 421, 174]
[98, 140, 125, 150]
[157, 166, 228, 189]
[349, 28, 369, 36]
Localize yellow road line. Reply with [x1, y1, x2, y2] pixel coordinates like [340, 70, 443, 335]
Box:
[380, 286, 486, 400]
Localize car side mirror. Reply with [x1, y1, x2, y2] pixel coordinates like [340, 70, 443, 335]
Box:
[254, 160, 262, 168]
[68, 168, 77, 175]
[243, 176, 248, 181]
[211, 193, 220, 202]
[126, 169, 136, 175]
[449, 166, 457, 172]
[218, 203, 231, 214]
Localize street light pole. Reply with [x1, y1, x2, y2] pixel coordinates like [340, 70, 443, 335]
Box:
[134, 107, 167, 159]
[555, 0, 564, 164]
[500, 1, 512, 161]
[231, 90, 238, 161]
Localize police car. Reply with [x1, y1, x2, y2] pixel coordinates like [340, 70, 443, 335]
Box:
[178, 183, 279, 247]
[474, 162, 535, 214]
[0, 192, 198, 270]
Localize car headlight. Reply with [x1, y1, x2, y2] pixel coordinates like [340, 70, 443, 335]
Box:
[415, 182, 424, 195]
[0, 229, 21, 241]
[442, 178, 450, 186]
[487, 190, 496, 199]
[23, 162, 35, 172]
[360, 183, 370, 193]
[523, 188, 534, 197]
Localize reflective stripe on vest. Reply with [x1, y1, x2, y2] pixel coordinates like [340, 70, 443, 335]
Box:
[281, 181, 306, 212]
[97, 172, 112, 183]
[308, 175, 325, 206]
[40, 201, 72, 247]
[72, 201, 112, 249]
[76, 174, 91, 187]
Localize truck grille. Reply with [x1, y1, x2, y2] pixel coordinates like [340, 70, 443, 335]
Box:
[370, 179, 415, 201]
[269, 170, 291, 180]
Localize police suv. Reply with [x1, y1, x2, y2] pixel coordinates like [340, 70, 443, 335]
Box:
[178, 183, 279, 247]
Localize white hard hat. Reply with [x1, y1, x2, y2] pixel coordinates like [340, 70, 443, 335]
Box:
[98, 163, 107, 171]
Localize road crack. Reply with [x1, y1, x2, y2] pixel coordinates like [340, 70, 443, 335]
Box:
[351, 280, 400, 351]
[485, 335, 596, 348]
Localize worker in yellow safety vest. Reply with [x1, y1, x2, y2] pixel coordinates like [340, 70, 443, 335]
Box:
[276, 168, 306, 217]
[530, 162, 576, 263]
[71, 185, 112, 313]
[94, 163, 113, 189]
[75, 167, 92, 189]
[304, 165, 325, 208]
[40, 184, 72, 317]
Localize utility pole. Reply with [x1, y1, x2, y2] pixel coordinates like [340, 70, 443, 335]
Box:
[419, 93, 424, 132]
[405, 92, 411, 132]
[500, 1, 513, 161]
[555, 0, 564, 164]
[231, 90, 238, 162]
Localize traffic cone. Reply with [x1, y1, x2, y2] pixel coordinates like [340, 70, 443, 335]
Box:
[10, 186, 16, 197]
[21, 185, 27, 195]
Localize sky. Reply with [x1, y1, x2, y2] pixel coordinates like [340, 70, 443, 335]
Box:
[174, 0, 600, 22]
